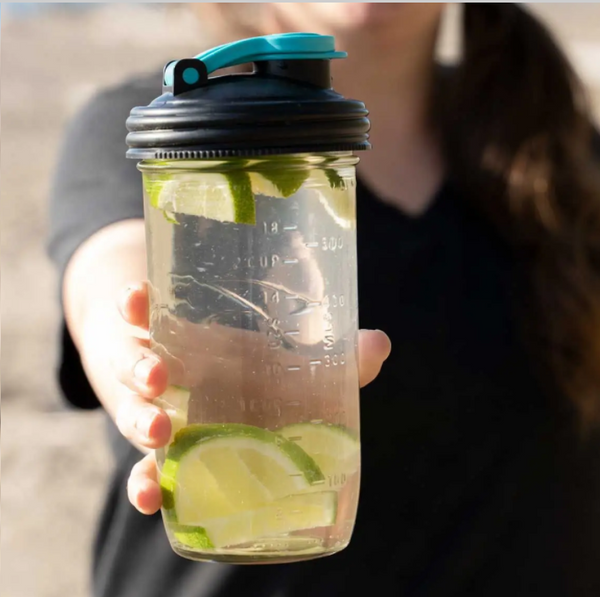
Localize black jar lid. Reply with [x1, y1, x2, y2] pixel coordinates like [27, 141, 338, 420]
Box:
[125, 33, 371, 159]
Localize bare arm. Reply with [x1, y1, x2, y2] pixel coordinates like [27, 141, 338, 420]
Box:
[62, 218, 170, 451]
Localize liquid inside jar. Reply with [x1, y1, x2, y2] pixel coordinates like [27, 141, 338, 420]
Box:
[142, 156, 361, 563]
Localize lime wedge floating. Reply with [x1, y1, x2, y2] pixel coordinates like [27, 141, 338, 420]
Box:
[172, 491, 337, 549]
[143, 171, 256, 225]
[160, 423, 325, 523]
[153, 386, 190, 445]
[277, 423, 360, 489]
[302, 170, 355, 230]
[249, 169, 309, 199]
[324, 168, 346, 189]
[247, 172, 283, 198]
[155, 385, 191, 412]
[143, 172, 171, 208]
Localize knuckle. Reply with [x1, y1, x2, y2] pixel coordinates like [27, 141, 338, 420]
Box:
[126, 476, 139, 506]
[130, 459, 147, 478]
[126, 471, 136, 493]
[115, 399, 136, 439]
[113, 348, 150, 388]
[117, 285, 136, 317]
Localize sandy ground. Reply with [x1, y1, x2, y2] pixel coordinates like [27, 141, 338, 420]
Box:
[2, 4, 599, 597]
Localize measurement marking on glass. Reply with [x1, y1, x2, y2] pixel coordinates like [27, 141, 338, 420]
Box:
[283, 225, 298, 231]
[283, 259, 299, 265]
[287, 365, 301, 372]
[287, 435, 303, 442]
[284, 330, 300, 336]
[307, 301, 321, 307]
[305, 241, 319, 248]
[285, 401, 302, 408]
[309, 359, 322, 366]
[310, 419, 324, 425]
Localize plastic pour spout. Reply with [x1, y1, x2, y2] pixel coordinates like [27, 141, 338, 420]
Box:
[163, 32, 347, 95]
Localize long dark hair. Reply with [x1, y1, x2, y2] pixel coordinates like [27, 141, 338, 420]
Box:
[440, 4, 600, 428]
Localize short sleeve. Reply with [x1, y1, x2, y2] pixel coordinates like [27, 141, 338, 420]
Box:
[47, 74, 158, 409]
[48, 76, 157, 281]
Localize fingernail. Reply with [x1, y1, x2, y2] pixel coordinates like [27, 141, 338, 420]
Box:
[119, 285, 135, 309]
[136, 409, 158, 437]
[134, 357, 157, 384]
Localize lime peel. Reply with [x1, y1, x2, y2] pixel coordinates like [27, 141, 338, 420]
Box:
[324, 168, 346, 189]
[254, 169, 309, 198]
[225, 171, 255, 225]
[172, 524, 214, 549]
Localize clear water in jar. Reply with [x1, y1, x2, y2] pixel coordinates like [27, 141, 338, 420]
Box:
[143, 158, 361, 563]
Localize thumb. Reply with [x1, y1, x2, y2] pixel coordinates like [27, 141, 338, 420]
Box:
[358, 329, 391, 387]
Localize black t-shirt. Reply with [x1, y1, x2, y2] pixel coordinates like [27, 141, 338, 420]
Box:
[48, 74, 600, 597]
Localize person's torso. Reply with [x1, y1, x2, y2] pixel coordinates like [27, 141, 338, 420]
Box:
[93, 76, 600, 597]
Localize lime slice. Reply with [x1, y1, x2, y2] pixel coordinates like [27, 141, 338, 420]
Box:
[324, 168, 346, 189]
[143, 171, 256, 225]
[248, 172, 283, 198]
[171, 524, 213, 550]
[303, 170, 355, 230]
[143, 172, 171, 208]
[172, 491, 337, 549]
[318, 188, 355, 230]
[277, 423, 360, 488]
[155, 385, 190, 412]
[169, 457, 237, 522]
[160, 423, 325, 523]
[153, 385, 190, 445]
[249, 169, 309, 199]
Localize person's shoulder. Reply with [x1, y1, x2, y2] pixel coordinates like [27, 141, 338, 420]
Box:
[101, 70, 159, 102]
[58, 70, 161, 159]
[77, 70, 160, 122]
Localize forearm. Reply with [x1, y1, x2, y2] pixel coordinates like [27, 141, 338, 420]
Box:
[63, 218, 147, 422]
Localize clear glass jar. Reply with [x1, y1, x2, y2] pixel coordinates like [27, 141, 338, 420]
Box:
[140, 153, 361, 563]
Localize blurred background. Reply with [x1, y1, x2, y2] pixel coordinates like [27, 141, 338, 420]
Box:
[2, 4, 599, 596]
